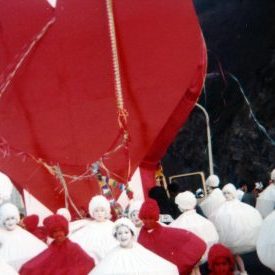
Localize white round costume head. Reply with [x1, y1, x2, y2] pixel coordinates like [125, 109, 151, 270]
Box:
[271, 169, 275, 181]
[175, 191, 197, 212]
[113, 217, 136, 248]
[89, 195, 111, 221]
[0, 171, 13, 205]
[56, 208, 72, 222]
[206, 175, 220, 188]
[128, 200, 143, 227]
[0, 203, 20, 230]
[222, 183, 237, 201]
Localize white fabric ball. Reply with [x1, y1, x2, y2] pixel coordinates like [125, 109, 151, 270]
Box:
[206, 175, 220, 187]
[175, 191, 197, 211]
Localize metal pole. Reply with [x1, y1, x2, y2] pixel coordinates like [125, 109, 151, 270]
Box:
[195, 103, 214, 175]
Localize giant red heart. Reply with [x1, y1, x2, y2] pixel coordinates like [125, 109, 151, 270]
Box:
[0, 0, 206, 215]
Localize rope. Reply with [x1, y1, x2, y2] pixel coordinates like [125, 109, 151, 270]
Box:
[0, 17, 56, 99]
[104, 0, 131, 185]
[54, 165, 83, 218]
[105, 0, 124, 111]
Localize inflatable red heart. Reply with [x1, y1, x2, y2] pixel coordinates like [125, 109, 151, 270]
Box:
[0, 0, 206, 215]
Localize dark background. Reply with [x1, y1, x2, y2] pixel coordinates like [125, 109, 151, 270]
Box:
[162, 0, 275, 189]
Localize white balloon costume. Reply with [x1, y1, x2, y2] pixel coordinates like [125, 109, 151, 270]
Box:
[170, 191, 219, 262]
[0, 203, 47, 271]
[211, 184, 263, 254]
[256, 210, 275, 272]
[90, 217, 179, 275]
[0, 257, 18, 275]
[69, 195, 118, 264]
[256, 169, 275, 218]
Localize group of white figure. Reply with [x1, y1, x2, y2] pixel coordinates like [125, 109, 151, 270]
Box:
[0, 168, 275, 274]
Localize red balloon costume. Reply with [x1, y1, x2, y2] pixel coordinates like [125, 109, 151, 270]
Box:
[138, 199, 206, 275]
[19, 214, 95, 275]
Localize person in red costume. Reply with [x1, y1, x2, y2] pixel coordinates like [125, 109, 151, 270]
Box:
[19, 214, 95, 275]
[137, 199, 206, 275]
[208, 244, 235, 275]
[21, 214, 47, 243]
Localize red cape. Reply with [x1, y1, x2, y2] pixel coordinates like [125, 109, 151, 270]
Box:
[19, 238, 95, 275]
[138, 223, 207, 275]
[0, 0, 206, 213]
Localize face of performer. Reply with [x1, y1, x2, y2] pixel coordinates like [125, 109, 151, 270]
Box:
[141, 218, 158, 230]
[3, 216, 17, 231]
[116, 225, 134, 248]
[52, 227, 67, 244]
[93, 207, 106, 222]
[223, 191, 234, 201]
[130, 210, 142, 227]
[212, 256, 232, 275]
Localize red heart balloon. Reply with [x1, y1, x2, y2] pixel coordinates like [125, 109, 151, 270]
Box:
[0, 0, 206, 215]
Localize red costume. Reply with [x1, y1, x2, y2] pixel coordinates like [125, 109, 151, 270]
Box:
[138, 199, 206, 275]
[208, 244, 235, 275]
[19, 215, 95, 275]
[22, 215, 47, 243]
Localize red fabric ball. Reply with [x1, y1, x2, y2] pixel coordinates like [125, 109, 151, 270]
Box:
[23, 214, 39, 232]
[208, 244, 235, 272]
[43, 214, 69, 237]
[139, 199, 160, 221]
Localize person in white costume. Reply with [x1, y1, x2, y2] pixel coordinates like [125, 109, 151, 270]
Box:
[127, 200, 143, 237]
[69, 195, 118, 264]
[0, 257, 18, 275]
[170, 191, 219, 264]
[90, 217, 179, 275]
[211, 183, 263, 275]
[256, 168, 275, 218]
[0, 203, 47, 271]
[199, 175, 225, 219]
[56, 207, 91, 236]
[256, 209, 275, 272]
[0, 172, 13, 205]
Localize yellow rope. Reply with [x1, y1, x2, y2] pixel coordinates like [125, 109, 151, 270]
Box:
[105, 0, 125, 112]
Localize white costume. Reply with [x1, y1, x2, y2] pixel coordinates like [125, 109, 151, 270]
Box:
[0, 258, 18, 275]
[200, 175, 225, 219]
[69, 195, 118, 263]
[170, 191, 219, 262]
[256, 170, 275, 219]
[0, 203, 47, 271]
[211, 184, 263, 254]
[256, 210, 275, 272]
[90, 218, 179, 275]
